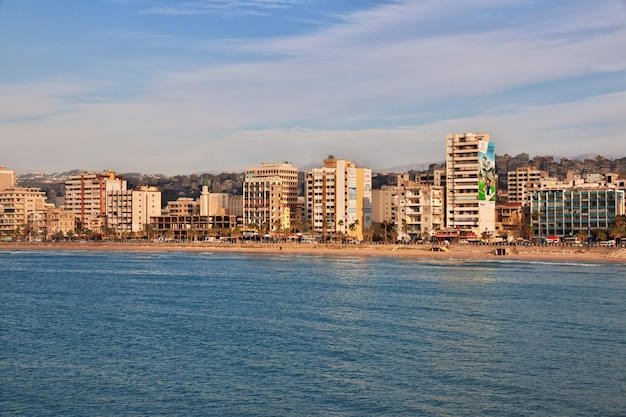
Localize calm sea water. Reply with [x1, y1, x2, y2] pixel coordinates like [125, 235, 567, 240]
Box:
[1, 250, 625, 416]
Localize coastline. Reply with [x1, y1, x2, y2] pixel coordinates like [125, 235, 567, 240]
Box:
[2, 241, 625, 264]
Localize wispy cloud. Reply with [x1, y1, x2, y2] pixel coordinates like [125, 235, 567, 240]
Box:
[137, 0, 311, 16]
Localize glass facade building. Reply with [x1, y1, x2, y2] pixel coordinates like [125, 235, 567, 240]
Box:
[530, 188, 625, 236]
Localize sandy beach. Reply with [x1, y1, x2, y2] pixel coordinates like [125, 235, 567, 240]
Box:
[2, 241, 625, 264]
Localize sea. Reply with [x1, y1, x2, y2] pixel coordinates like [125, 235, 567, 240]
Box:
[1, 250, 625, 417]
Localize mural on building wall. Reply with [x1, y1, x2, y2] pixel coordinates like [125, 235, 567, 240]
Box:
[478, 141, 496, 204]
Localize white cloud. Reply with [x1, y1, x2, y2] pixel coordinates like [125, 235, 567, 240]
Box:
[2, 0, 625, 174]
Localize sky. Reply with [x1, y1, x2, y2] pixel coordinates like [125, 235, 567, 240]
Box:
[1, 0, 625, 175]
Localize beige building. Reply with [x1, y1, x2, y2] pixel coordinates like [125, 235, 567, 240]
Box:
[397, 176, 444, 241]
[445, 133, 496, 236]
[245, 162, 299, 224]
[0, 166, 17, 192]
[64, 171, 126, 231]
[0, 186, 47, 236]
[243, 177, 288, 233]
[199, 179, 242, 217]
[371, 187, 397, 226]
[372, 175, 444, 241]
[507, 166, 546, 204]
[28, 207, 76, 238]
[305, 156, 372, 241]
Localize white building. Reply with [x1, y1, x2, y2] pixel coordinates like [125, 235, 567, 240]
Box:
[107, 186, 162, 234]
[445, 133, 496, 236]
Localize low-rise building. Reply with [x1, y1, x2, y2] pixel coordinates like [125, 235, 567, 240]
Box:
[529, 182, 625, 237]
[0, 186, 47, 237]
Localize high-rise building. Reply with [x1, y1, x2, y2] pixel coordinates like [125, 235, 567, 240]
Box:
[445, 133, 496, 236]
[64, 171, 126, 231]
[305, 156, 372, 241]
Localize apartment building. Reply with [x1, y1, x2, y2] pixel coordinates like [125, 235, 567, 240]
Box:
[243, 177, 288, 232]
[507, 166, 546, 204]
[529, 181, 625, 237]
[245, 162, 299, 225]
[398, 177, 445, 241]
[27, 207, 75, 238]
[445, 133, 496, 236]
[0, 186, 48, 236]
[64, 171, 126, 231]
[371, 186, 397, 226]
[107, 186, 161, 234]
[305, 156, 372, 241]
[371, 175, 444, 241]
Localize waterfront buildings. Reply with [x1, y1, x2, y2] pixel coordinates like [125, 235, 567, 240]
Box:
[397, 176, 445, 241]
[445, 133, 496, 237]
[305, 156, 372, 241]
[64, 171, 126, 231]
[243, 176, 288, 233]
[529, 180, 625, 237]
[372, 175, 444, 241]
[27, 207, 76, 238]
[244, 162, 300, 231]
[0, 186, 48, 236]
[107, 186, 161, 234]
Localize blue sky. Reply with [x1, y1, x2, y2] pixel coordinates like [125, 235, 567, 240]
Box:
[1, 0, 625, 175]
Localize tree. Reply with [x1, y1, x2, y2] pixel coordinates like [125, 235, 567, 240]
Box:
[380, 220, 390, 243]
[531, 210, 543, 236]
[401, 218, 408, 242]
[144, 224, 155, 241]
[592, 229, 608, 242]
[349, 219, 359, 240]
[610, 215, 626, 241]
[521, 223, 535, 240]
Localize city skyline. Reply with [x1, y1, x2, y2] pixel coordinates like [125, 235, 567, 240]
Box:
[1, 0, 625, 176]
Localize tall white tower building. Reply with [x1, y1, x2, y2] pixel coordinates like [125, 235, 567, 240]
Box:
[445, 133, 496, 236]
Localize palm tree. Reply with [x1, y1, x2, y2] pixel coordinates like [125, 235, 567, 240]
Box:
[144, 224, 155, 241]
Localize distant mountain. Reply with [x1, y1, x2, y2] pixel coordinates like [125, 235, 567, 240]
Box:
[376, 161, 444, 174]
[571, 154, 599, 161]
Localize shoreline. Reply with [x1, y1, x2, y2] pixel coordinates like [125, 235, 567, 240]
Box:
[2, 241, 625, 264]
